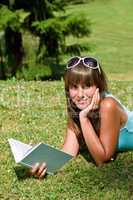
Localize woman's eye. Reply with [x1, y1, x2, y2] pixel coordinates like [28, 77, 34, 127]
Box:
[71, 85, 77, 89]
[82, 86, 89, 89]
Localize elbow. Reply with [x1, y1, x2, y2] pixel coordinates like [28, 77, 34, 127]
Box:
[95, 160, 105, 167]
[95, 152, 114, 167]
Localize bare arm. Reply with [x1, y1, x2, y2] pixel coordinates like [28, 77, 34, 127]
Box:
[79, 98, 121, 166]
[61, 127, 80, 157]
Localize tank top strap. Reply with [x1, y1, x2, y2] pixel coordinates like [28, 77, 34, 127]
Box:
[103, 91, 133, 133]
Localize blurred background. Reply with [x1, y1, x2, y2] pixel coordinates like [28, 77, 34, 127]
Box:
[0, 0, 133, 81]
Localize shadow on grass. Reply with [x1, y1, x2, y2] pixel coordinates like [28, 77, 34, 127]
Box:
[14, 166, 48, 180]
[14, 167, 31, 180]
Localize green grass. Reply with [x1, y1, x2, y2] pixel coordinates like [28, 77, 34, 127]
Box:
[0, 79, 133, 200]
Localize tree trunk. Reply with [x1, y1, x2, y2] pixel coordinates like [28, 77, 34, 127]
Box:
[5, 27, 24, 77]
[0, 46, 6, 80]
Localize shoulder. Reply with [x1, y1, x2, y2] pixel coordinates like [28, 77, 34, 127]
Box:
[99, 97, 121, 132]
[100, 97, 118, 113]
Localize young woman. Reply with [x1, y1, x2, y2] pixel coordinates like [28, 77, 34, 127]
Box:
[31, 56, 133, 178]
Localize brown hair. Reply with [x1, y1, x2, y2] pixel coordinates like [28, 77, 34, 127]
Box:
[63, 58, 108, 140]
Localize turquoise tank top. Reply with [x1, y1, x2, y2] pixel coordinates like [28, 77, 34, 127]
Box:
[104, 92, 133, 152]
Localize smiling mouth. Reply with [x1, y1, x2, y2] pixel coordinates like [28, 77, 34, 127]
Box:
[78, 101, 87, 104]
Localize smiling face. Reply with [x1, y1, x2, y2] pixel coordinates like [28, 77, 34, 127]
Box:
[69, 84, 97, 110]
[64, 61, 108, 113]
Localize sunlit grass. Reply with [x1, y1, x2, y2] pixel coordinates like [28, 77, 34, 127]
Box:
[0, 79, 133, 200]
[65, 0, 133, 80]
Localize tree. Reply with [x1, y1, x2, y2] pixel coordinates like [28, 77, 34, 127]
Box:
[0, 0, 91, 79]
[31, 0, 91, 65]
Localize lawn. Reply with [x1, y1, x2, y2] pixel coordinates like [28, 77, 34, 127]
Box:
[66, 0, 133, 81]
[0, 80, 133, 200]
[1, 0, 133, 199]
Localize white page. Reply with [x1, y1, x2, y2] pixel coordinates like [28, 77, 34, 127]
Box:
[8, 138, 32, 163]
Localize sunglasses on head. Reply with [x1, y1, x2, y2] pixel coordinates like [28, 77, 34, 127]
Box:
[66, 56, 101, 74]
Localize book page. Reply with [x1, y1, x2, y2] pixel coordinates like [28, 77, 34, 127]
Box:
[8, 138, 32, 163]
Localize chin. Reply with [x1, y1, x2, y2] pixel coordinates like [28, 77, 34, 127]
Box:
[76, 104, 88, 110]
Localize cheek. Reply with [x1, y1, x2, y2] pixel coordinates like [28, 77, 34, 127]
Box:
[69, 89, 77, 98]
[86, 86, 96, 96]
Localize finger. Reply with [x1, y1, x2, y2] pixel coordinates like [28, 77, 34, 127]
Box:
[91, 89, 99, 109]
[93, 88, 99, 104]
[92, 103, 98, 110]
[91, 90, 96, 103]
[39, 167, 47, 179]
[96, 88, 100, 104]
[94, 88, 99, 96]
[93, 104, 99, 110]
[30, 162, 40, 175]
[91, 91, 97, 106]
[97, 90, 100, 103]
[37, 162, 47, 176]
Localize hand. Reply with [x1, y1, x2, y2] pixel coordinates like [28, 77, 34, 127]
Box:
[79, 88, 100, 118]
[30, 162, 47, 179]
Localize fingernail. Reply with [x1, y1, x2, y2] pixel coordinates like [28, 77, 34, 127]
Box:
[36, 162, 39, 167]
[43, 162, 46, 167]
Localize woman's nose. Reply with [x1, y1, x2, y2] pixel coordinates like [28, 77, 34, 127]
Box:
[77, 87, 84, 97]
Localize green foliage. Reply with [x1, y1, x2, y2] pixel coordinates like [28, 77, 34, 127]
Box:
[32, 18, 64, 34]
[0, 5, 29, 31]
[0, 5, 14, 30]
[62, 0, 90, 5]
[16, 9, 30, 24]
[65, 43, 91, 55]
[32, 14, 91, 62]
[64, 14, 91, 37]
[17, 63, 52, 81]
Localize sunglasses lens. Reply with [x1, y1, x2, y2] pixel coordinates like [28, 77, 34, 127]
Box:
[84, 57, 98, 68]
[67, 57, 80, 68]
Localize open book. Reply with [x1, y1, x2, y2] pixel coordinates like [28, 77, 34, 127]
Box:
[8, 138, 73, 174]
